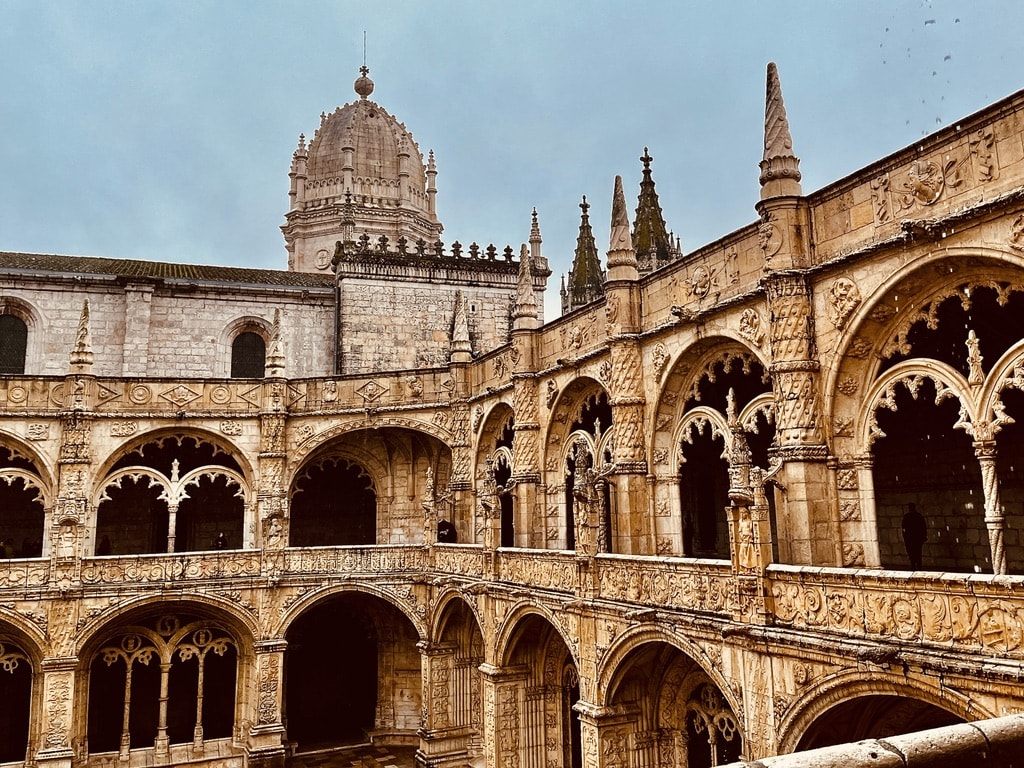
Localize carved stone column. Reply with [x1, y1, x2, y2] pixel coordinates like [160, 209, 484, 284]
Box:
[975, 440, 1006, 575]
[416, 641, 471, 768]
[479, 663, 527, 768]
[575, 702, 639, 768]
[53, 375, 95, 587]
[247, 639, 287, 768]
[761, 271, 834, 566]
[34, 657, 77, 768]
[510, 371, 541, 549]
[259, 379, 289, 571]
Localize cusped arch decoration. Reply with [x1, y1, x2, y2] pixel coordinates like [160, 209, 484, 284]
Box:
[652, 337, 768, 472]
[825, 248, 1024, 451]
[273, 583, 427, 641]
[0, 431, 56, 493]
[858, 360, 971, 450]
[95, 428, 253, 490]
[777, 668, 985, 754]
[74, 593, 260, 660]
[545, 377, 610, 471]
[476, 402, 514, 472]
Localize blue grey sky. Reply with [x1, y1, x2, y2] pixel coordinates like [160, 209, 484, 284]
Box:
[1, 2, 1020, 316]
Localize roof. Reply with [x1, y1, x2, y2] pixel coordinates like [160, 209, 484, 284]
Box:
[0, 252, 334, 289]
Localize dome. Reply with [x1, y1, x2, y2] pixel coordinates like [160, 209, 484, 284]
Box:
[282, 69, 443, 273]
[306, 99, 427, 189]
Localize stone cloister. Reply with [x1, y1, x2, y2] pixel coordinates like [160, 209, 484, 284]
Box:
[2, 65, 1024, 768]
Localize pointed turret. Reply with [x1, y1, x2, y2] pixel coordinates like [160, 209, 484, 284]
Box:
[759, 62, 802, 199]
[632, 148, 679, 274]
[265, 308, 286, 378]
[606, 176, 638, 283]
[513, 244, 539, 330]
[70, 299, 93, 373]
[450, 291, 472, 363]
[562, 196, 606, 314]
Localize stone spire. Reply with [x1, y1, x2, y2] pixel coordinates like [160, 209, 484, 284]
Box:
[450, 291, 472, 363]
[606, 175, 638, 283]
[513, 244, 539, 330]
[265, 308, 286, 378]
[529, 207, 543, 264]
[70, 299, 93, 373]
[759, 62, 802, 199]
[632, 148, 677, 274]
[562, 196, 606, 314]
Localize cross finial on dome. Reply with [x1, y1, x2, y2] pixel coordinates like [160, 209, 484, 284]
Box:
[354, 66, 374, 99]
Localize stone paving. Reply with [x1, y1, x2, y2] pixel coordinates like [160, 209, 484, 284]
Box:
[288, 744, 418, 768]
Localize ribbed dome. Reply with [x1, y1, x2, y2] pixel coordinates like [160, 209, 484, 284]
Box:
[306, 99, 426, 191]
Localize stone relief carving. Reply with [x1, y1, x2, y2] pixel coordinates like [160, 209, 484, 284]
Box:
[827, 277, 862, 329]
[109, 421, 138, 437]
[651, 343, 669, 379]
[738, 308, 765, 347]
[969, 125, 997, 182]
[220, 420, 242, 436]
[27, 423, 49, 441]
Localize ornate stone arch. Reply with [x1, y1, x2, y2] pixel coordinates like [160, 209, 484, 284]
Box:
[289, 416, 454, 472]
[777, 668, 985, 754]
[859, 360, 971, 451]
[94, 427, 254, 491]
[274, 583, 427, 641]
[595, 624, 729, 710]
[475, 401, 514, 478]
[0, 429, 56, 492]
[826, 248, 1024, 460]
[493, 602, 579, 672]
[430, 589, 485, 644]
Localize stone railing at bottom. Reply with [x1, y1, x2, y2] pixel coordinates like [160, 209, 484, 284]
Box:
[719, 713, 1024, 767]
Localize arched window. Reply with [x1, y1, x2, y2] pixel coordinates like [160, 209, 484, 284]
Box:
[0, 315, 28, 375]
[230, 332, 265, 378]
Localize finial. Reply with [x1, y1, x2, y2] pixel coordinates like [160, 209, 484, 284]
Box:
[513, 243, 538, 328]
[265, 308, 286, 378]
[759, 62, 802, 198]
[606, 175, 638, 281]
[580, 195, 590, 217]
[450, 291, 472, 363]
[641, 147, 653, 171]
[70, 299, 94, 372]
[354, 65, 374, 99]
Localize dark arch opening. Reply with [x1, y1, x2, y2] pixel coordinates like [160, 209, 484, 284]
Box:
[0, 315, 28, 375]
[0, 641, 31, 762]
[174, 474, 244, 552]
[796, 694, 964, 750]
[284, 595, 399, 751]
[873, 379, 984, 573]
[679, 425, 729, 558]
[290, 457, 376, 546]
[231, 332, 265, 379]
[95, 476, 170, 555]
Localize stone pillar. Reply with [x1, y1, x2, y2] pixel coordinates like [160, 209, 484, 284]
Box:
[576, 703, 639, 768]
[479, 664, 527, 768]
[53, 375, 94, 586]
[417, 641, 472, 768]
[34, 657, 77, 768]
[975, 440, 1007, 575]
[259, 379, 289, 567]
[247, 639, 287, 768]
[760, 269, 834, 566]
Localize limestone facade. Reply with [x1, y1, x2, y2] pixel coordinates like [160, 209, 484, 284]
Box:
[1, 64, 1024, 768]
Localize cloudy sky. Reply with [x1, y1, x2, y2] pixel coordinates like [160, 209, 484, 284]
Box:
[1, 2, 1020, 317]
